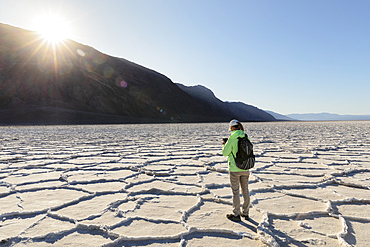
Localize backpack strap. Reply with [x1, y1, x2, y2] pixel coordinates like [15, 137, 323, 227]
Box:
[231, 151, 236, 161]
[230, 136, 242, 161]
[230, 137, 241, 163]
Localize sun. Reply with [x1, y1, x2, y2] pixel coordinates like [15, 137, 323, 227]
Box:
[33, 14, 71, 43]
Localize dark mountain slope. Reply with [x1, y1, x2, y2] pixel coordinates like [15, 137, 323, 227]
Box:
[0, 23, 275, 124]
[0, 23, 217, 124]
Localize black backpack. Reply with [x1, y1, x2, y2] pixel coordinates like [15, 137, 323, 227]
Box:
[231, 135, 255, 170]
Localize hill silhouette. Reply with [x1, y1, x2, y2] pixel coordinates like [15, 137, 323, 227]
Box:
[0, 23, 275, 124]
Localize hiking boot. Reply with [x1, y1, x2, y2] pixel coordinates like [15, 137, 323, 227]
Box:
[241, 214, 249, 220]
[226, 214, 241, 222]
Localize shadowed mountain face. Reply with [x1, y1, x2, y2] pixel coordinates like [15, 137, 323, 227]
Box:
[0, 23, 275, 124]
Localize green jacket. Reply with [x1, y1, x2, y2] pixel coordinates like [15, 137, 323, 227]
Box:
[222, 130, 248, 172]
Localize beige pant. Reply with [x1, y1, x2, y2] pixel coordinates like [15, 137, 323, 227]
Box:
[229, 171, 250, 216]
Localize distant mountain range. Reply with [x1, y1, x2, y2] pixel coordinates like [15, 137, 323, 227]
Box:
[265, 111, 370, 121]
[286, 113, 370, 121]
[0, 23, 275, 125]
[265, 111, 295, 121]
[176, 83, 275, 122]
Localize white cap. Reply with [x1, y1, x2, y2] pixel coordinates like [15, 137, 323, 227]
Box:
[229, 119, 239, 130]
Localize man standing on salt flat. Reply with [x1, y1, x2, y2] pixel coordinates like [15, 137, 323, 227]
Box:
[222, 119, 251, 222]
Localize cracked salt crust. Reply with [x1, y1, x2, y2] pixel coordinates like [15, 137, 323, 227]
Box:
[127, 180, 202, 194]
[112, 219, 186, 237]
[0, 214, 45, 240]
[1, 121, 370, 246]
[2, 172, 61, 185]
[54, 193, 127, 220]
[125, 195, 198, 221]
[20, 215, 75, 238]
[184, 233, 265, 247]
[335, 203, 370, 219]
[271, 215, 342, 246]
[71, 181, 126, 193]
[344, 220, 369, 246]
[17, 188, 88, 212]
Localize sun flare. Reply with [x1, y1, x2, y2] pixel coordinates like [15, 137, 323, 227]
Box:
[34, 14, 71, 43]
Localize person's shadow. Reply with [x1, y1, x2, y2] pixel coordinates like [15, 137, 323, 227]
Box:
[235, 218, 309, 246]
[235, 218, 258, 233]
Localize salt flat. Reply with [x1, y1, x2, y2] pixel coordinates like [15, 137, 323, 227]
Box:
[0, 121, 369, 246]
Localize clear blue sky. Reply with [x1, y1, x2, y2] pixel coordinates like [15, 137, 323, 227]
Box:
[1, 0, 369, 115]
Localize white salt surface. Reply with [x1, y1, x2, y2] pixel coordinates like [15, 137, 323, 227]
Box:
[0, 121, 369, 246]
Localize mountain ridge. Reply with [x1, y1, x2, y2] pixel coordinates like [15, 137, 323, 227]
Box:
[0, 23, 275, 124]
